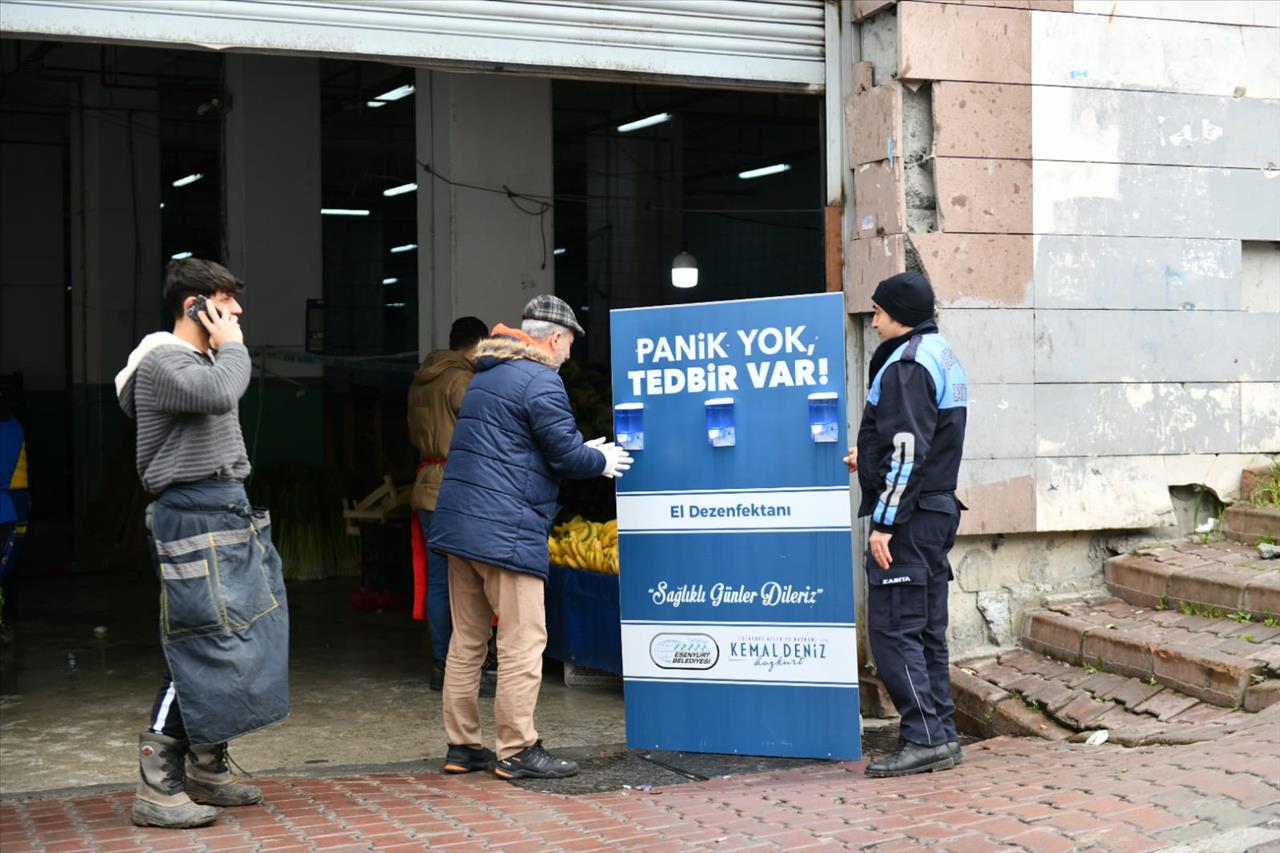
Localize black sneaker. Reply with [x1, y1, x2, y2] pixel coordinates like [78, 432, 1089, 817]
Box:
[948, 740, 963, 766]
[442, 744, 496, 774]
[493, 741, 578, 780]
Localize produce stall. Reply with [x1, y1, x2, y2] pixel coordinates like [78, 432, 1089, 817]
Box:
[544, 516, 623, 676]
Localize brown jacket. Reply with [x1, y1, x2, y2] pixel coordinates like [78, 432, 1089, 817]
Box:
[407, 348, 475, 511]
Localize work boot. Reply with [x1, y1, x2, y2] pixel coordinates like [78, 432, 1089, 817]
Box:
[185, 742, 263, 806]
[131, 732, 218, 829]
[865, 740, 955, 778]
[494, 741, 578, 780]
[443, 743, 497, 774]
[949, 741, 963, 765]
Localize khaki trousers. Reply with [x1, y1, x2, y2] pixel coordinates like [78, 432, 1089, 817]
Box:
[442, 555, 547, 759]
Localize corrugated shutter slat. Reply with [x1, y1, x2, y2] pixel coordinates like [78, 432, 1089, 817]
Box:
[0, 0, 826, 89]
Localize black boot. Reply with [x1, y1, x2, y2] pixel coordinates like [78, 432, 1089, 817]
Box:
[430, 659, 445, 692]
[479, 636, 497, 699]
[865, 740, 955, 778]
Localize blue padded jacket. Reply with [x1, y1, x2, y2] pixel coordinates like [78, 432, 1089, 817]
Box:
[429, 326, 605, 579]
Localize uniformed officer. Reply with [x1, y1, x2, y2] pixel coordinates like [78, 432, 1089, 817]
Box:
[844, 271, 968, 777]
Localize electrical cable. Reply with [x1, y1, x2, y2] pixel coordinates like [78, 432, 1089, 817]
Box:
[417, 160, 555, 269]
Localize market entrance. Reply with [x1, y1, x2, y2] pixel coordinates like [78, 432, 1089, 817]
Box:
[0, 36, 824, 793]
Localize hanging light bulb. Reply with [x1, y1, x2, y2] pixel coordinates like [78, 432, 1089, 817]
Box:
[671, 247, 698, 289]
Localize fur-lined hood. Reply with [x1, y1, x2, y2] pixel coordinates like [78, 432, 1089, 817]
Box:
[474, 323, 558, 370]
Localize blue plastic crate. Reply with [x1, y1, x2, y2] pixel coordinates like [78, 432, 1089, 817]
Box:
[544, 564, 622, 674]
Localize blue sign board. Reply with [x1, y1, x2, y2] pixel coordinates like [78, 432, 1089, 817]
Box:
[610, 293, 860, 759]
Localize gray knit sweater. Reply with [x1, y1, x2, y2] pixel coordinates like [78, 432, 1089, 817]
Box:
[116, 332, 252, 495]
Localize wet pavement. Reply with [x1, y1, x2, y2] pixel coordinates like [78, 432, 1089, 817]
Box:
[4, 571, 1280, 851]
[0, 572, 626, 795]
[2, 705, 1280, 851]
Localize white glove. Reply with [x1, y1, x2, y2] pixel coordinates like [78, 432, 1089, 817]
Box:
[585, 437, 606, 448]
[596, 440, 633, 479]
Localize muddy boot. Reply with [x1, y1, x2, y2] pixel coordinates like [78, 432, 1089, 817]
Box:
[185, 742, 263, 806]
[131, 732, 218, 829]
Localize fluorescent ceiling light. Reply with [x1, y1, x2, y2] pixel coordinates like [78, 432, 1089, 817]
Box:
[738, 163, 791, 180]
[171, 251, 193, 260]
[617, 112, 672, 133]
[382, 277, 399, 285]
[553, 247, 567, 256]
[389, 243, 417, 254]
[321, 208, 370, 216]
[382, 182, 417, 197]
[171, 173, 203, 188]
[367, 84, 415, 108]
[384, 302, 407, 308]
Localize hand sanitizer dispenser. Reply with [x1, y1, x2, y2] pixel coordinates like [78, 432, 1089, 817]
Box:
[808, 392, 839, 443]
[705, 397, 736, 447]
[614, 403, 645, 451]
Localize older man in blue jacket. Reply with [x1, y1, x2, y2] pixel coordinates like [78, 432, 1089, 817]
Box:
[429, 295, 632, 780]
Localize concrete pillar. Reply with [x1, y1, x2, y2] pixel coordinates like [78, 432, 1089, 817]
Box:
[68, 73, 162, 515]
[223, 55, 322, 373]
[69, 76, 161, 386]
[415, 71, 554, 354]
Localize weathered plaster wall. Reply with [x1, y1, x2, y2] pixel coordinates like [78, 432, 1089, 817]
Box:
[847, 0, 1280, 652]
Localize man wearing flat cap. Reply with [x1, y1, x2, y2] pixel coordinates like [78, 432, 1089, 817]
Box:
[844, 271, 969, 778]
[428, 294, 632, 779]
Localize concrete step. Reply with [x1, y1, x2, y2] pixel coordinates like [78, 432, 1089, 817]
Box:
[1224, 503, 1280, 544]
[1105, 542, 1279, 619]
[952, 648, 1260, 747]
[1022, 595, 1280, 709]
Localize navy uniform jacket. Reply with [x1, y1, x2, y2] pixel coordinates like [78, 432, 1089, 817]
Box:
[856, 321, 968, 532]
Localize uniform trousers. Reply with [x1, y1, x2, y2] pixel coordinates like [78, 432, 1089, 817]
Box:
[866, 493, 962, 747]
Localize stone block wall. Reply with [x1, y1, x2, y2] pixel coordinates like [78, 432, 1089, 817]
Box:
[846, 0, 1280, 651]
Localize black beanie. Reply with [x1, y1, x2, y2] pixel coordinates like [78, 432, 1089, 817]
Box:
[872, 271, 935, 327]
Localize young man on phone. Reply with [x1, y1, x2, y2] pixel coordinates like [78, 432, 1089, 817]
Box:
[115, 259, 287, 828]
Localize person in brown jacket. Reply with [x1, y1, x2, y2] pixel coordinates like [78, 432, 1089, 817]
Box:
[408, 316, 489, 690]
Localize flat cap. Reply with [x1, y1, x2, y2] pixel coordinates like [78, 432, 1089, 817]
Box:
[522, 294, 585, 337]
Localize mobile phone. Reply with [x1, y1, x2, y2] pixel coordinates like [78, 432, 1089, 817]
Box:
[186, 294, 210, 321]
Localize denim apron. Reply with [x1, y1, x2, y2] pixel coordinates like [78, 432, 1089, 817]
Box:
[147, 480, 289, 745]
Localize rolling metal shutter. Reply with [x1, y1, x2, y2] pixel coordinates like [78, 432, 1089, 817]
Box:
[0, 0, 826, 90]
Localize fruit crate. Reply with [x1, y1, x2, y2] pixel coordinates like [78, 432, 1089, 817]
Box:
[544, 563, 622, 676]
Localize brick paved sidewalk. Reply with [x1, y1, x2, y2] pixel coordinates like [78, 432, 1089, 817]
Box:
[4, 705, 1279, 853]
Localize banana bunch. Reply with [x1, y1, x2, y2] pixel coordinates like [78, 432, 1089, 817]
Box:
[548, 515, 619, 575]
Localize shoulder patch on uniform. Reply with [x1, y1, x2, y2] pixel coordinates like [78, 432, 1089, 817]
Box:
[902, 336, 922, 363]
